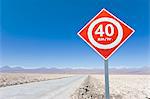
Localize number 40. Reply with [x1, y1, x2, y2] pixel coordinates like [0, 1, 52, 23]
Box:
[95, 24, 114, 37]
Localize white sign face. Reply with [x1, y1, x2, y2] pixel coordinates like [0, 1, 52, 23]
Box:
[88, 17, 123, 49]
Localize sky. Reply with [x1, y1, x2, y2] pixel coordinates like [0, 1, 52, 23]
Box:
[1, 0, 150, 68]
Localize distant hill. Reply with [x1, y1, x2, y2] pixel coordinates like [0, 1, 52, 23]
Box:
[0, 66, 150, 74]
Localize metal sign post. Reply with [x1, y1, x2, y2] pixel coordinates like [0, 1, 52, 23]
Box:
[104, 59, 110, 99]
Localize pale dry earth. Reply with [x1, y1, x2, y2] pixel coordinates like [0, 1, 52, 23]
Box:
[72, 75, 150, 99]
[0, 73, 74, 87]
[0, 74, 150, 99]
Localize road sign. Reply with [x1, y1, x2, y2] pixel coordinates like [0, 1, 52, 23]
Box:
[78, 8, 135, 60]
[77, 8, 135, 99]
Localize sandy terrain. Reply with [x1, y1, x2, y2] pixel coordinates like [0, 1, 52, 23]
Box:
[72, 75, 150, 99]
[0, 73, 73, 87]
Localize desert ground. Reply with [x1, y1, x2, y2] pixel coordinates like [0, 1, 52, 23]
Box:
[0, 73, 150, 99]
[72, 75, 150, 99]
[0, 73, 74, 87]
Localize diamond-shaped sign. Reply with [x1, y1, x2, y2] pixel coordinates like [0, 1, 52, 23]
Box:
[78, 8, 135, 60]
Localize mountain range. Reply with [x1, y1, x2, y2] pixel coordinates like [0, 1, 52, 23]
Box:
[0, 66, 150, 74]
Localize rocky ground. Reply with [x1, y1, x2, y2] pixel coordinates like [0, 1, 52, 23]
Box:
[72, 76, 122, 99]
[72, 75, 150, 99]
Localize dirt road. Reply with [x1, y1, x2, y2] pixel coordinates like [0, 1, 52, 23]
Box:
[0, 75, 87, 99]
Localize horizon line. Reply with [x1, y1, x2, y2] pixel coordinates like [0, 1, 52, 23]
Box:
[0, 65, 149, 69]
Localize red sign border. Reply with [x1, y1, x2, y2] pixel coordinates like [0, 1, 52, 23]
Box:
[77, 8, 135, 60]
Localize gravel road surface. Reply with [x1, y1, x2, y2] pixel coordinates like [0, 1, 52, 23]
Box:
[0, 75, 87, 99]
